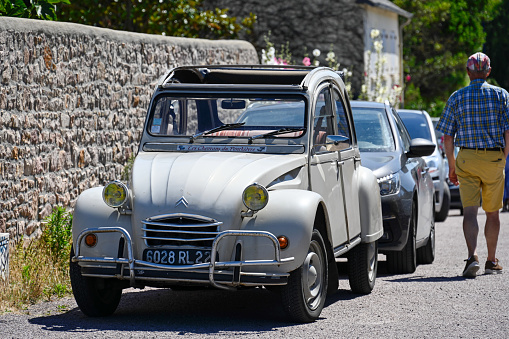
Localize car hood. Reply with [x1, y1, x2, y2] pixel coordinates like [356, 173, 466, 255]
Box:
[130, 151, 306, 223]
[359, 152, 402, 178]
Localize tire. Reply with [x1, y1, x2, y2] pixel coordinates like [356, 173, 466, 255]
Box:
[69, 247, 122, 317]
[280, 230, 328, 323]
[417, 213, 435, 264]
[386, 205, 417, 274]
[347, 241, 378, 294]
[435, 183, 450, 222]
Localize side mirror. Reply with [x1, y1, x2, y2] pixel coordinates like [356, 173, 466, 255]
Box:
[326, 135, 350, 152]
[407, 138, 435, 158]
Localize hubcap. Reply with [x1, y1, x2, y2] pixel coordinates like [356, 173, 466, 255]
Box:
[302, 240, 324, 309]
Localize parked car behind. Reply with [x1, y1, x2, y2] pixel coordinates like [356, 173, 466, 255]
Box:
[398, 109, 450, 222]
[70, 65, 384, 323]
[431, 118, 462, 214]
[350, 101, 435, 274]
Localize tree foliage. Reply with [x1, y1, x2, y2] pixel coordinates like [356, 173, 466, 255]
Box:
[393, 0, 500, 115]
[0, 0, 70, 20]
[484, 0, 509, 90]
[56, 0, 255, 39]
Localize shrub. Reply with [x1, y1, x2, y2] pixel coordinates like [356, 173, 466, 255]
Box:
[0, 206, 73, 312]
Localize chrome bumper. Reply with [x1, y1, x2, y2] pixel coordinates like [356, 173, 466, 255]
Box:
[72, 227, 294, 290]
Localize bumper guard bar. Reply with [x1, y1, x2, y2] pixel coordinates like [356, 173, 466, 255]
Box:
[72, 227, 294, 290]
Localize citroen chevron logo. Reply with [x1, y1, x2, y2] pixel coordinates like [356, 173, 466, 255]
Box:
[175, 197, 189, 208]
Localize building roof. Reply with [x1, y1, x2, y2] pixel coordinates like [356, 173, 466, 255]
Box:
[357, 0, 413, 18]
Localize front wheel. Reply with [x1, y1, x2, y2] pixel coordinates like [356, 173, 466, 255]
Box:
[347, 241, 378, 294]
[386, 205, 417, 274]
[69, 247, 122, 317]
[280, 230, 328, 323]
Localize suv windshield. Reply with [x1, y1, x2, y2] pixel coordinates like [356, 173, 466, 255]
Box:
[351, 107, 395, 152]
[399, 113, 432, 141]
[148, 94, 306, 139]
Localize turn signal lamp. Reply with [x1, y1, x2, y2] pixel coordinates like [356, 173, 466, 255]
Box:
[278, 235, 289, 249]
[242, 183, 269, 211]
[102, 181, 129, 208]
[84, 233, 97, 247]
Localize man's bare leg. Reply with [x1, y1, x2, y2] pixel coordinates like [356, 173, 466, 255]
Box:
[463, 206, 479, 258]
[485, 210, 500, 262]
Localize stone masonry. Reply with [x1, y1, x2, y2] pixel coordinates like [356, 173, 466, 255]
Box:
[204, 0, 365, 95]
[0, 17, 258, 242]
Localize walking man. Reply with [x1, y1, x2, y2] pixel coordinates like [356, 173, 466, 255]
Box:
[437, 52, 509, 277]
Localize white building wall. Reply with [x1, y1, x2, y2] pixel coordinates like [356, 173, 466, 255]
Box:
[363, 6, 402, 101]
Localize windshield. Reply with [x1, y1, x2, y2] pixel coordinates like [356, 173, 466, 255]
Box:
[399, 113, 433, 141]
[351, 107, 395, 152]
[148, 94, 306, 139]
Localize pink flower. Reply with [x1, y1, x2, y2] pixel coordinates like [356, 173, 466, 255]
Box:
[302, 57, 311, 66]
[405, 75, 411, 82]
[278, 58, 288, 65]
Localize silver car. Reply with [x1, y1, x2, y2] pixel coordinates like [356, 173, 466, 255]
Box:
[399, 110, 451, 221]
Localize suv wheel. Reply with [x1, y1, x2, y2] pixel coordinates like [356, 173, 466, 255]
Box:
[435, 183, 450, 222]
[418, 206, 436, 264]
[347, 241, 378, 294]
[280, 229, 328, 323]
[386, 205, 417, 274]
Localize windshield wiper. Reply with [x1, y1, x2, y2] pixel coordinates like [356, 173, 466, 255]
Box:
[248, 127, 305, 144]
[189, 122, 245, 143]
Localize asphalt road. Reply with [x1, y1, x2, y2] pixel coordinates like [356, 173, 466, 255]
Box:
[2, 208, 509, 338]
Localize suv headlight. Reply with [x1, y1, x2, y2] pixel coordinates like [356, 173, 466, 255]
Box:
[377, 173, 400, 196]
[102, 181, 129, 208]
[242, 183, 269, 211]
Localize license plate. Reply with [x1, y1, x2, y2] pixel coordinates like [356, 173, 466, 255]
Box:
[143, 248, 212, 265]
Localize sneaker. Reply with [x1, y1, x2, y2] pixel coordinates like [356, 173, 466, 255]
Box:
[485, 259, 503, 274]
[462, 255, 480, 277]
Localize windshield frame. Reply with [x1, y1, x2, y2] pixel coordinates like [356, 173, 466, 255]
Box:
[145, 92, 309, 141]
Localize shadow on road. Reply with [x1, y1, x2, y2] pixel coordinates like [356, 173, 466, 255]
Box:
[28, 288, 295, 334]
[385, 275, 467, 283]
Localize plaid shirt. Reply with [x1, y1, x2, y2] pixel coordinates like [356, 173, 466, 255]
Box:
[437, 79, 509, 148]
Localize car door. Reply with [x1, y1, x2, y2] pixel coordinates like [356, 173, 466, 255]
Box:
[309, 84, 348, 248]
[334, 88, 361, 241]
[391, 108, 433, 241]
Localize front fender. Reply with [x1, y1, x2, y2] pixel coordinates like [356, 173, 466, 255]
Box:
[357, 166, 383, 243]
[72, 187, 133, 260]
[239, 189, 324, 273]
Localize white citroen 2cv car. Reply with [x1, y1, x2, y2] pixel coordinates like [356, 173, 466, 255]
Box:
[70, 65, 383, 322]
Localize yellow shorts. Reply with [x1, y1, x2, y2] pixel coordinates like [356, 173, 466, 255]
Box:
[456, 148, 506, 212]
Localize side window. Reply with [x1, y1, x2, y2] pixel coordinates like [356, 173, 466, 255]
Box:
[391, 108, 411, 151]
[313, 86, 335, 152]
[151, 97, 181, 135]
[333, 89, 351, 143]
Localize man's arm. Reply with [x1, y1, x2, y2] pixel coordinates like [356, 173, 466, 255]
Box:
[444, 134, 458, 186]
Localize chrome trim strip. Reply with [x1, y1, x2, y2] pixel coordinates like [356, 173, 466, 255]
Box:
[333, 236, 362, 257]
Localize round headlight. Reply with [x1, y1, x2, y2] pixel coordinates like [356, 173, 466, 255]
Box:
[242, 183, 269, 211]
[102, 181, 129, 208]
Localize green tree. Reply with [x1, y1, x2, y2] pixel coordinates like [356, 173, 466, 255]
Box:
[56, 0, 255, 39]
[0, 0, 70, 20]
[484, 0, 509, 90]
[393, 0, 500, 115]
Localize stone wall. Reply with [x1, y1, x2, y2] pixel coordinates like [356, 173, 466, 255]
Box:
[0, 17, 259, 241]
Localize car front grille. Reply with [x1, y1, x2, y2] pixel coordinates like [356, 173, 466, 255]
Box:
[142, 213, 222, 247]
